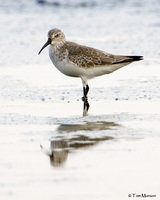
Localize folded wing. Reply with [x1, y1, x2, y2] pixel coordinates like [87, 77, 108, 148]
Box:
[66, 42, 143, 68]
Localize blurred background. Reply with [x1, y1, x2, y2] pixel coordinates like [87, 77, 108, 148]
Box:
[1, 0, 160, 67]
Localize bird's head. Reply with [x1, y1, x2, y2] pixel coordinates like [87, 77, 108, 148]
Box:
[38, 28, 66, 54]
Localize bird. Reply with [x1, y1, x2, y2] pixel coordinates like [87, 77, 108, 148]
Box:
[38, 28, 143, 109]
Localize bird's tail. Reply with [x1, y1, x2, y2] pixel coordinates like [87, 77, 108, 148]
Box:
[113, 55, 143, 64]
[127, 56, 143, 61]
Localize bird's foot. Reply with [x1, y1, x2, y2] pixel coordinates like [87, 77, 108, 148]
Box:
[82, 95, 88, 102]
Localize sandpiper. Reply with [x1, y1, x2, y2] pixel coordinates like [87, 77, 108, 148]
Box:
[38, 28, 143, 108]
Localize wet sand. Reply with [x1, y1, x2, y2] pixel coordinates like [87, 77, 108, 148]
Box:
[0, 63, 160, 200]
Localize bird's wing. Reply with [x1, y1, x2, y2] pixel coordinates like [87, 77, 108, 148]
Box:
[66, 42, 136, 68]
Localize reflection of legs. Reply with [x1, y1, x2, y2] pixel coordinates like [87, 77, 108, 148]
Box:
[83, 100, 90, 112]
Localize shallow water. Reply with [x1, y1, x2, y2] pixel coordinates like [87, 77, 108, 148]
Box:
[0, 0, 160, 199]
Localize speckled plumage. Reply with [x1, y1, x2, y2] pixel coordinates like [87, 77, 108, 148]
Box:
[63, 42, 116, 68]
[38, 28, 143, 107]
[39, 28, 143, 75]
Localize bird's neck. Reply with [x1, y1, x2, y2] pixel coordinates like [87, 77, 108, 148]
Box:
[50, 41, 67, 61]
[52, 40, 65, 52]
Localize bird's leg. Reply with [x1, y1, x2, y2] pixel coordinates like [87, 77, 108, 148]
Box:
[82, 84, 89, 101]
[83, 86, 86, 100]
[85, 84, 89, 97]
[82, 84, 90, 110]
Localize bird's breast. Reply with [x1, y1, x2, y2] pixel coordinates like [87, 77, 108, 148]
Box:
[49, 46, 83, 77]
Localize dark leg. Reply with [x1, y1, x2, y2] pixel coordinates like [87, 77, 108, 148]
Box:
[86, 84, 89, 96]
[82, 84, 90, 110]
[83, 84, 89, 98]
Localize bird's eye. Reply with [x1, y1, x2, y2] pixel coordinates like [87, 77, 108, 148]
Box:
[55, 34, 59, 38]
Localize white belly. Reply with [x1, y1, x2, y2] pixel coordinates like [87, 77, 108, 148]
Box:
[50, 56, 83, 78]
[49, 46, 130, 80]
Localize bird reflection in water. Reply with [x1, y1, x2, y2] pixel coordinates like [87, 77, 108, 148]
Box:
[49, 140, 69, 167]
[41, 120, 119, 167]
[83, 100, 90, 116]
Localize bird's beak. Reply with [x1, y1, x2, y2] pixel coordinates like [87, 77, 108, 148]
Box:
[38, 38, 51, 55]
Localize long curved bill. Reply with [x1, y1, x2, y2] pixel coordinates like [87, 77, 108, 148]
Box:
[38, 38, 51, 55]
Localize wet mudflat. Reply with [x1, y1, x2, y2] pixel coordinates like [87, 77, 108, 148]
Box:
[0, 64, 160, 200]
